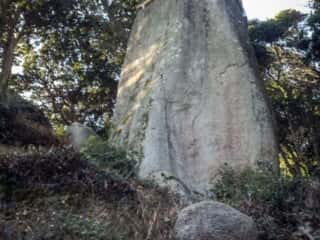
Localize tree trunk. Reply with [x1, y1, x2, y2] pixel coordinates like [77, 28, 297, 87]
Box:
[0, 9, 18, 101]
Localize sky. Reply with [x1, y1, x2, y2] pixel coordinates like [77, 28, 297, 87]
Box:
[242, 0, 310, 20]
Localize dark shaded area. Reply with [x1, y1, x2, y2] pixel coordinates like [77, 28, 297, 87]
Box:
[0, 147, 136, 204]
[0, 148, 179, 240]
[0, 95, 57, 146]
[213, 166, 320, 240]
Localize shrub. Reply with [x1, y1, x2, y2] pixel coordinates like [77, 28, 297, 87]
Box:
[211, 164, 320, 240]
[62, 214, 124, 240]
[80, 137, 140, 179]
[0, 94, 57, 146]
[0, 147, 179, 240]
[212, 164, 287, 208]
[0, 147, 136, 204]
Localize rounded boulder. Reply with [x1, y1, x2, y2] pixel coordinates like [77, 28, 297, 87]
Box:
[175, 201, 257, 240]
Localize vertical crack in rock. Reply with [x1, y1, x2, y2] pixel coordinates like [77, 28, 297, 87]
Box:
[160, 72, 178, 177]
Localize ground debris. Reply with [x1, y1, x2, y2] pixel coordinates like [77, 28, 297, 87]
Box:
[0, 147, 181, 240]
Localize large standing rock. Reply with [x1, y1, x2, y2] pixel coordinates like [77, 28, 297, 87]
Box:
[175, 201, 257, 240]
[111, 0, 277, 192]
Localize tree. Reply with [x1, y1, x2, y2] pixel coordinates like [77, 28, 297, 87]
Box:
[249, 9, 304, 44]
[250, 9, 320, 177]
[1, 0, 137, 129]
[0, 0, 84, 101]
[303, 0, 320, 64]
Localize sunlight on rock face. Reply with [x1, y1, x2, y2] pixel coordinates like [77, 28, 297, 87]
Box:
[118, 43, 162, 97]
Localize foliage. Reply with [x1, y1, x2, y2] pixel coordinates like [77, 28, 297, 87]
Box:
[0, 94, 57, 146]
[80, 137, 139, 179]
[250, 7, 320, 178]
[1, 0, 138, 129]
[299, 0, 320, 63]
[0, 147, 136, 203]
[212, 165, 281, 206]
[61, 214, 120, 240]
[249, 10, 304, 43]
[212, 166, 320, 240]
[0, 147, 180, 240]
[264, 46, 320, 177]
[0, 0, 88, 99]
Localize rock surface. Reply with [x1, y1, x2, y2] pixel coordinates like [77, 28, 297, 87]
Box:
[65, 122, 98, 150]
[147, 171, 205, 204]
[175, 201, 257, 240]
[111, 0, 277, 192]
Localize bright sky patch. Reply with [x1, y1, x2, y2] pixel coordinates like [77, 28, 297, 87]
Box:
[242, 0, 310, 19]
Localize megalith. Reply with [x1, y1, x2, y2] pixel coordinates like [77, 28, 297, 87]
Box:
[111, 0, 277, 192]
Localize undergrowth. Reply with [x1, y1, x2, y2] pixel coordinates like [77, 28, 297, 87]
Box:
[211, 164, 320, 240]
[80, 137, 140, 179]
[2, 141, 320, 240]
[0, 147, 181, 240]
[0, 95, 57, 146]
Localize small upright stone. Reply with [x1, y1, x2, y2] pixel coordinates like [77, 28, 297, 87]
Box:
[65, 122, 98, 150]
[175, 201, 257, 240]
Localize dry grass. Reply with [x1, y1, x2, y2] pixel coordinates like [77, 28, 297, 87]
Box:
[0, 147, 182, 240]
